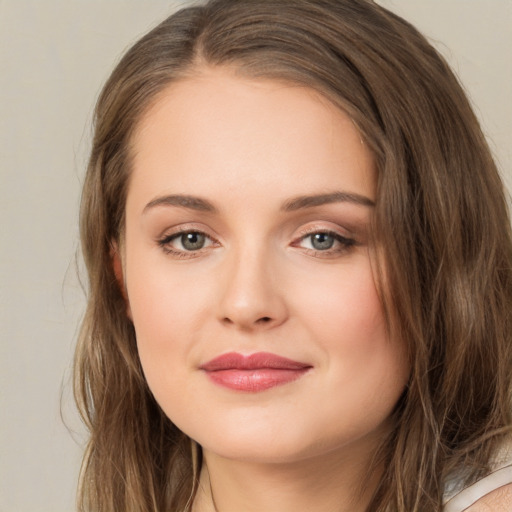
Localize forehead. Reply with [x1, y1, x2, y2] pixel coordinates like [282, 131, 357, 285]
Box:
[128, 67, 375, 210]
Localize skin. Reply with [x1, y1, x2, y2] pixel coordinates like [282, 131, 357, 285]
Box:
[120, 67, 410, 511]
[466, 483, 512, 511]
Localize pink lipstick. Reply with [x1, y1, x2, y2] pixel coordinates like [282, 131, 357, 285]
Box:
[199, 352, 312, 392]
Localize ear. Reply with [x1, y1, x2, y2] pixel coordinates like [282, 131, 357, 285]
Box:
[110, 241, 132, 320]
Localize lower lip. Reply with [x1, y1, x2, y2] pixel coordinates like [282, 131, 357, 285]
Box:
[204, 368, 310, 392]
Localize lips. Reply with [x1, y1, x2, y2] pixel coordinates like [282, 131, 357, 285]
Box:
[199, 352, 312, 392]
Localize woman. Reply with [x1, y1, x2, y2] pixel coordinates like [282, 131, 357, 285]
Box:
[74, 0, 512, 510]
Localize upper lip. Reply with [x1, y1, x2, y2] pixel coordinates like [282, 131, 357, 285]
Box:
[199, 352, 311, 371]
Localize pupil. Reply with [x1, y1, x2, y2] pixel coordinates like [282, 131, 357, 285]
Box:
[311, 233, 334, 250]
[182, 232, 205, 251]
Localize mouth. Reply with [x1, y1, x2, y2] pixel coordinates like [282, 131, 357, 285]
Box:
[199, 352, 312, 392]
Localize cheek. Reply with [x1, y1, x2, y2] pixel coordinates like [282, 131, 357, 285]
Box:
[127, 275, 204, 429]
[126, 239, 211, 335]
[123, 250, 208, 389]
[296, 258, 386, 352]
[294, 258, 407, 407]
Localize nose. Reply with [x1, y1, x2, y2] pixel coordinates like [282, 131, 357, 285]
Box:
[216, 248, 288, 332]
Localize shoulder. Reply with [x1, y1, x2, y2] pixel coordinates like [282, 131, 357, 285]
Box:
[443, 439, 512, 512]
[465, 482, 512, 511]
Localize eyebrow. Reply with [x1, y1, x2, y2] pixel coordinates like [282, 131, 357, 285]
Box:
[143, 194, 218, 213]
[281, 191, 375, 211]
[143, 190, 375, 215]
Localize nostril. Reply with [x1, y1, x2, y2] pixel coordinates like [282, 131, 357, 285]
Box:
[221, 316, 276, 328]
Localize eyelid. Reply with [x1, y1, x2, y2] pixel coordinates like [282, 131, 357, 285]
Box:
[293, 222, 355, 240]
[156, 222, 221, 242]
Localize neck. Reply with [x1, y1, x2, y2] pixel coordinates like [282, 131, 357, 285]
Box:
[192, 439, 384, 512]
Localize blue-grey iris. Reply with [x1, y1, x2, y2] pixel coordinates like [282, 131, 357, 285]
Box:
[181, 232, 205, 251]
[311, 233, 334, 250]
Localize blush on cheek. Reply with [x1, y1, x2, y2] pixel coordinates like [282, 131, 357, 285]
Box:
[304, 269, 384, 338]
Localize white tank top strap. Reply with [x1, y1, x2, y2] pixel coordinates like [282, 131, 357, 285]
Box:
[443, 440, 512, 511]
[443, 463, 512, 512]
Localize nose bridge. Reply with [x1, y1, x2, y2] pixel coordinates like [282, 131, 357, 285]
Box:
[217, 238, 287, 330]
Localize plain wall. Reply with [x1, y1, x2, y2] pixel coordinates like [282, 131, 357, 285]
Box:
[0, 1, 510, 510]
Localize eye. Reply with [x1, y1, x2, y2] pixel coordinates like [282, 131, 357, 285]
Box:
[157, 229, 217, 256]
[294, 229, 356, 256]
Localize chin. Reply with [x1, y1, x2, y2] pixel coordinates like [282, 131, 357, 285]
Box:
[200, 437, 316, 464]
[181, 413, 308, 463]
[190, 418, 359, 465]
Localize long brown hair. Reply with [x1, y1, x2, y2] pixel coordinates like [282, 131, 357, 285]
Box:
[75, 0, 512, 510]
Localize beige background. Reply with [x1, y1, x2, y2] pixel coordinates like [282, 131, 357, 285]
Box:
[0, 1, 510, 510]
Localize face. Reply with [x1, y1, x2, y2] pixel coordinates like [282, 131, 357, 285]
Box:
[122, 67, 409, 464]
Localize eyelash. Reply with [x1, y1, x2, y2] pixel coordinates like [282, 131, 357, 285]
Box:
[156, 227, 357, 259]
[157, 228, 219, 258]
[292, 228, 357, 257]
